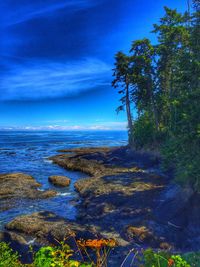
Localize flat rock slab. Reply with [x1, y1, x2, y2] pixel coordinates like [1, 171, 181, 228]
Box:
[0, 173, 57, 211]
[48, 175, 71, 187]
[3, 211, 131, 266]
[50, 146, 200, 251]
[4, 211, 98, 251]
[50, 147, 169, 246]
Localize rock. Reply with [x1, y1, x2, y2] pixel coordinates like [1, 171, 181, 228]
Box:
[58, 147, 113, 154]
[0, 173, 57, 211]
[5, 211, 96, 243]
[40, 190, 58, 198]
[126, 226, 154, 242]
[4, 211, 131, 266]
[48, 175, 71, 187]
[4, 211, 99, 258]
[50, 154, 105, 176]
[0, 231, 39, 263]
[51, 146, 168, 252]
[184, 192, 200, 249]
[159, 242, 173, 250]
[154, 184, 194, 224]
[50, 147, 200, 251]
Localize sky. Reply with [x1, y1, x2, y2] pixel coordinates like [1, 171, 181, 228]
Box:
[0, 0, 187, 130]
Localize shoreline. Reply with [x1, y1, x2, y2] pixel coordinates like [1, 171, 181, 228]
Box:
[50, 146, 200, 252]
[0, 146, 200, 265]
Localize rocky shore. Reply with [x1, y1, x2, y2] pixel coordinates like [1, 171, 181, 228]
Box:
[50, 146, 200, 252]
[0, 173, 57, 212]
[0, 146, 200, 265]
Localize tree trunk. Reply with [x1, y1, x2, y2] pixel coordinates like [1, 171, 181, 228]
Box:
[148, 74, 159, 131]
[125, 82, 132, 131]
[150, 91, 159, 131]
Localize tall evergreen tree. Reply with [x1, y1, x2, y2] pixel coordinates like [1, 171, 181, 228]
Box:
[113, 4, 200, 189]
[112, 52, 133, 132]
[152, 7, 189, 131]
[129, 39, 159, 131]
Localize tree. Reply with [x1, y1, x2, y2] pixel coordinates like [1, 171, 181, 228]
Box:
[129, 38, 159, 131]
[112, 52, 133, 132]
[152, 7, 189, 131]
[113, 4, 200, 190]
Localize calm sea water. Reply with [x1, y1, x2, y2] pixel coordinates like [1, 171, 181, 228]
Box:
[0, 130, 127, 228]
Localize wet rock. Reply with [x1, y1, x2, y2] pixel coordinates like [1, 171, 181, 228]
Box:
[0, 173, 57, 211]
[51, 146, 168, 251]
[0, 231, 27, 246]
[51, 146, 200, 251]
[126, 226, 154, 243]
[48, 175, 71, 187]
[40, 190, 57, 198]
[50, 154, 105, 176]
[0, 230, 39, 263]
[57, 147, 113, 154]
[3, 211, 130, 266]
[159, 242, 173, 250]
[5, 211, 96, 246]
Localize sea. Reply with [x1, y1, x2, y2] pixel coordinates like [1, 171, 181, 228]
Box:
[0, 130, 127, 228]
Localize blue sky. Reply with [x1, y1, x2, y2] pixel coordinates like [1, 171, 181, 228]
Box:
[0, 0, 187, 130]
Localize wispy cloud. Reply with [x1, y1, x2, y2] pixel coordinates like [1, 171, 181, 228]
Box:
[0, 58, 111, 101]
[3, 0, 99, 26]
[0, 122, 127, 131]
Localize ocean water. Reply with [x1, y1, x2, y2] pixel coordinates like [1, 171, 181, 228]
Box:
[0, 130, 127, 228]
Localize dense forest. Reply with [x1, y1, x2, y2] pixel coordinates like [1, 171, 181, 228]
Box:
[113, 0, 200, 191]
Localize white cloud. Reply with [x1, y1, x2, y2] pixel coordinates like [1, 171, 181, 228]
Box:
[0, 58, 111, 101]
[0, 121, 127, 131]
[4, 0, 99, 26]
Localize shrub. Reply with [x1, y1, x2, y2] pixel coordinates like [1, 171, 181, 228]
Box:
[0, 242, 21, 267]
[130, 249, 192, 267]
[34, 243, 93, 267]
[0, 242, 197, 267]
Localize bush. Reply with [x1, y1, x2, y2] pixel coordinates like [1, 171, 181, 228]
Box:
[130, 112, 165, 149]
[0, 241, 92, 267]
[130, 112, 157, 149]
[0, 242, 198, 267]
[132, 249, 191, 267]
[34, 243, 92, 267]
[0, 242, 21, 267]
[162, 135, 200, 191]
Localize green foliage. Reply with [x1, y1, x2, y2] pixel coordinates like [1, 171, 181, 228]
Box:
[0, 242, 21, 267]
[170, 255, 191, 267]
[1, 242, 199, 267]
[113, 1, 200, 190]
[183, 251, 200, 267]
[134, 249, 192, 267]
[34, 246, 54, 267]
[0, 242, 92, 267]
[34, 243, 93, 267]
[143, 248, 170, 267]
[112, 51, 133, 130]
[130, 112, 157, 149]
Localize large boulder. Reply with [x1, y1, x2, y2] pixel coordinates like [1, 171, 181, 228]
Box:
[48, 175, 71, 187]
